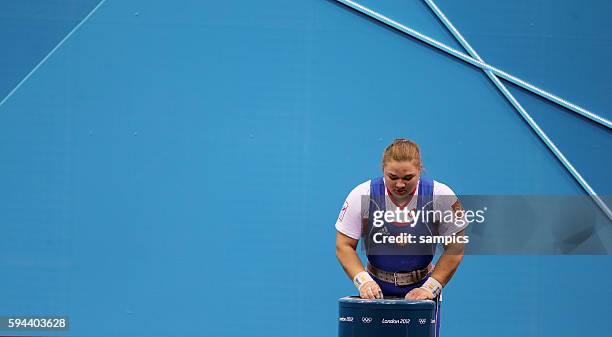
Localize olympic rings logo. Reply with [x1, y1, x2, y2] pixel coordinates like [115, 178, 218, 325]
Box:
[361, 317, 372, 324]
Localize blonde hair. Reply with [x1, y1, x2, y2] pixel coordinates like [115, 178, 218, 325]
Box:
[382, 138, 422, 170]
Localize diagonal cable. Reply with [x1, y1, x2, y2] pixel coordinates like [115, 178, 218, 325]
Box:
[422, 0, 611, 221]
[0, 0, 107, 110]
[332, 0, 611, 130]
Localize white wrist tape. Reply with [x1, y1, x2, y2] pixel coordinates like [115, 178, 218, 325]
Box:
[353, 271, 373, 289]
[420, 277, 442, 297]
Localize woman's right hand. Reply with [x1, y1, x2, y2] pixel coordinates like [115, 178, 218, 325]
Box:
[359, 280, 383, 299]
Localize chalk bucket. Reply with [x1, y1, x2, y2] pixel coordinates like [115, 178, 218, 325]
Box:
[338, 296, 437, 337]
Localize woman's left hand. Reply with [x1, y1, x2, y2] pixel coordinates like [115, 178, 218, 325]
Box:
[405, 287, 434, 300]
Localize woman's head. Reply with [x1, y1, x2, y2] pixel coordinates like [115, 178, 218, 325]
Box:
[382, 139, 422, 199]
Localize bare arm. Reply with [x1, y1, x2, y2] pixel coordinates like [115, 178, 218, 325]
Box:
[336, 230, 383, 299]
[431, 229, 465, 287]
[406, 229, 465, 300]
[335, 231, 364, 280]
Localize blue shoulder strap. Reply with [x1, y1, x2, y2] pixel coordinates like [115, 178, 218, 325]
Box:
[369, 176, 386, 213]
[416, 176, 434, 213]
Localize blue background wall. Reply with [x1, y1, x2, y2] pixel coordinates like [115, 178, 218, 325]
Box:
[0, 0, 610, 336]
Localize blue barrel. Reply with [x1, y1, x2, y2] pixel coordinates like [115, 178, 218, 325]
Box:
[338, 296, 437, 337]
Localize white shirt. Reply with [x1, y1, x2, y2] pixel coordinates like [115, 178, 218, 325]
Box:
[335, 179, 468, 240]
